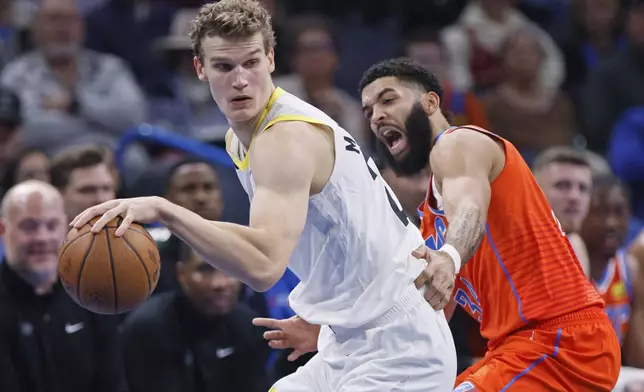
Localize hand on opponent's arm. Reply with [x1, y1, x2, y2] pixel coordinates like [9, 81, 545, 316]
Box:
[70, 122, 320, 292]
[415, 130, 498, 309]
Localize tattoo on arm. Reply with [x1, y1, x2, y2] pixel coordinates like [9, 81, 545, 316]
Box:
[445, 205, 486, 263]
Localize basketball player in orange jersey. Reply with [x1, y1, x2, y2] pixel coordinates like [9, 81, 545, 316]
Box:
[582, 175, 644, 368]
[358, 57, 621, 391]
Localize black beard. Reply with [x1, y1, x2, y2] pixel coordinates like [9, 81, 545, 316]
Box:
[376, 101, 432, 176]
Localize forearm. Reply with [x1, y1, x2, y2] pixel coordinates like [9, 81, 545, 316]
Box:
[445, 202, 486, 264]
[156, 198, 283, 291]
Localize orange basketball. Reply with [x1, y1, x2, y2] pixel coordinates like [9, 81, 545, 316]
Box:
[58, 217, 161, 314]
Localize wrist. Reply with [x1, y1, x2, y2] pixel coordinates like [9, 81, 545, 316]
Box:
[154, 197, 174, 226]
[438, 243, 462, 273]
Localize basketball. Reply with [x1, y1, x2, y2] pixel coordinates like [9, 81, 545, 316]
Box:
[58, 217, 161, 315]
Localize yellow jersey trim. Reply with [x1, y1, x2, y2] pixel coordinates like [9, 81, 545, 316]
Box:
[261, 114, 329, 133]
[225, 87, 285, 171]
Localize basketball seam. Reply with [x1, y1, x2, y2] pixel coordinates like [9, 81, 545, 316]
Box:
[60, 231, 92, 257]
[121, 233, 152, 296]
[76, 234, 96, 307]
[104, 227, 118, 314]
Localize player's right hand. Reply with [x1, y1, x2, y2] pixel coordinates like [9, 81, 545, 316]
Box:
[70, 197, 163, 236]
[252, 316, 320, 361]
[413, 245, 456, 310]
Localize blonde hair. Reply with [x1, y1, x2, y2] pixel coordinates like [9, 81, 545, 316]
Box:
[190, 0, 276, 62]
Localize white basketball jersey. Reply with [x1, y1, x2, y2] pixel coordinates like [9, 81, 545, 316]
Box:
[225, 88, 426, 328]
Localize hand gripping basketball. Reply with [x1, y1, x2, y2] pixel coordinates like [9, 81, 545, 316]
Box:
[71, 197, 162, 236]
[252, 316, 320, 362]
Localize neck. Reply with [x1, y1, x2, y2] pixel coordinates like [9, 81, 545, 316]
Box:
[430, 114, 454, 141]
[229, 85, 276, 149]
[11, 265, 56, 295]
[588, 252, 611, 283]
[505, 77, 537, 93]
[587, 30, 613, 50]
[480, 4, 507, 23]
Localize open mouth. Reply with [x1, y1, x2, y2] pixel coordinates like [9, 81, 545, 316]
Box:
[379, 127, 406, 155]
[231, 96, 251, 104]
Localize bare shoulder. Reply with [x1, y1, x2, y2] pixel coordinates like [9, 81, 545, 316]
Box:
[250, 121, 331, 188]
[629, 232, 644, 274]
[430, 128, 503, 178]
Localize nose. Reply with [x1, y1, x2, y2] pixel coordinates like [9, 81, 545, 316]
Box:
[209, 273, 231, 290]
[232, 67, 249, 91]
[370, 106, 387, 130]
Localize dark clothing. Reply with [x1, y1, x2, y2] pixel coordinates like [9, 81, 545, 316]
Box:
[0, 262, 124, 392]
[582, 46, 644, 153]
[121, 291, 270, 392]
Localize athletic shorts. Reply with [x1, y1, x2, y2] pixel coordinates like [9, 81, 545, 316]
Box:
[270, 284, 457, 392]
[454, 308, 621, 392]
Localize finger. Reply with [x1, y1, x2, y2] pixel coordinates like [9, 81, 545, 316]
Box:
[287, 349, 304, 362]
[263, 330, 286, 341]
[72, 201, 118, 228]
[252, 317, 280, 329]
[412, 246, 428, 259]
[269, 339, 292, 350]
[91, 207, 124, 233]
[114, 213, 134, 237]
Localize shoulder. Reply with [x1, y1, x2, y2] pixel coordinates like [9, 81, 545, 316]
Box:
[431, 128, 501, 171]
[251, 120, 329, 170]
[0, 52, 39, 86]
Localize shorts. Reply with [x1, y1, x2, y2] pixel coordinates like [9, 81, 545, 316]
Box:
[453, 308, 621, 392]
[270, 285, 457, 392]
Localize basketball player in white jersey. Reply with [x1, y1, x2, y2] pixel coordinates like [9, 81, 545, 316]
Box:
[70, 0, 457, 390]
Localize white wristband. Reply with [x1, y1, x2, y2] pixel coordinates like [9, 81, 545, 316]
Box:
[438, 244, 462, 273]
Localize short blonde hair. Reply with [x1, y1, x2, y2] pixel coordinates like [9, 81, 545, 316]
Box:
[190, 0, 276, 62]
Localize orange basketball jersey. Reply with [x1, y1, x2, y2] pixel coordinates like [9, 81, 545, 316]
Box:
[593, 250, 633, 344]
[419, 126, 604, 347]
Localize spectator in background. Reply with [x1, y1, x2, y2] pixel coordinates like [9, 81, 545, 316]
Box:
[150, 8, 229, 140]
[153, 158, 223, 293]
[49, 145, 116, 223]
[84, 0, 177, 98]
[581, 175, 644, 369]
[121, 245, 270, 392]
[1, 148, 51, 196]
[0, 0, 145, 156]
[582, 0, 644, 153]
[402, 28, 490, 129]
[560, 0, 625, 106]
[482, 27, 576, 163]
[0, 88, 22, 171]
[0, 0, 19, 67]
[441, 0, 564, 93]
[274, 16, 367, 147]
[533, 146, 592, 276]
[0, 180, 123, 392]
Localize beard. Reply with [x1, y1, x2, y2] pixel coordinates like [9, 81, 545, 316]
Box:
[376, 101, 433, 176]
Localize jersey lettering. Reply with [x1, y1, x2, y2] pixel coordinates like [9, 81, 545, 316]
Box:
[344, 136, 361, 154]
[344, 135, 409, 227]
[454, 276, 483, 321]
[425, 216, 447, 250]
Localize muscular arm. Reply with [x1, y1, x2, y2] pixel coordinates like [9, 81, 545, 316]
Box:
[431, 130, 500, 265]
[158, 122, 321, 292]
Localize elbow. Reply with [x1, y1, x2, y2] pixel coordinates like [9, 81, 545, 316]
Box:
[247, 262, 286, 293]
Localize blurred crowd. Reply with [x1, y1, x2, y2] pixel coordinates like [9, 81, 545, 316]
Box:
[1, 0, 644, 391]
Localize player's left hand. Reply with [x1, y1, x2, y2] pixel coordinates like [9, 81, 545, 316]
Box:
[413, 245, 456, 310]
[70, 197, 163, 236]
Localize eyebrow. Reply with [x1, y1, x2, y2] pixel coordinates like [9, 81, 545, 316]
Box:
[362, 87, 396, 112]
[209, 48, 263, 63]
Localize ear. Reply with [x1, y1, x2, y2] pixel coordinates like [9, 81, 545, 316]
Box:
[267, 48, 275, 74]
[420, 91, 441, 116]
[0, 218, 5, 236]
[194, 56, 208, 81]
